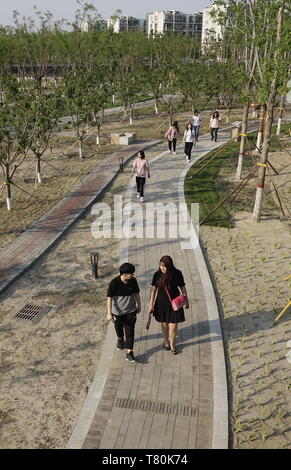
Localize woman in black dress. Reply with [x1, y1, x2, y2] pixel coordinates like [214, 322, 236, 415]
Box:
[148, 255, 189, 354]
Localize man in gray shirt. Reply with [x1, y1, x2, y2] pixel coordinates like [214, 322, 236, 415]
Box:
[107, 263, 141, 362]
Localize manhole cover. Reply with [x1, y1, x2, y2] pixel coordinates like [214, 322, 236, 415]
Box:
[15, 304, 52, 323]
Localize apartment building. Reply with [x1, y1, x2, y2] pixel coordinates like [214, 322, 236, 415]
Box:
[187, 12, 203, 40]
[147, 10, 202, 38]
[107, 16, 145, 33]
[201, 4, 228, 44]
[80, 20, 107, 32]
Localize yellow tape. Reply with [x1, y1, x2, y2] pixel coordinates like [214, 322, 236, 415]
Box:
[257, 163, 267, 167]
[240, 133, 247, 136]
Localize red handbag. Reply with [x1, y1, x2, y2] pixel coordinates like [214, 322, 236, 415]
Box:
[165, 287, 187, 311]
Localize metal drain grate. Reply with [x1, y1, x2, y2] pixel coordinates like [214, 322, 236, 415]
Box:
[15, 304, 52, 323]
[114, 397, 196, 417]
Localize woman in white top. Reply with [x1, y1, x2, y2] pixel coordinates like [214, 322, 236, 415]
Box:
[182, 123, 195, 163]
[210, 111, 221, 142]
[132, 150, 150, 202]
[192, 110, 201, 142]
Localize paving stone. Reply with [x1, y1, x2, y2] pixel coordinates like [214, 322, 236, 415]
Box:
[67, 135, 230, 449]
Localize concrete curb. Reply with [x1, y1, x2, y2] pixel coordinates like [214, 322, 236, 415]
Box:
[177, 138, 229, 449]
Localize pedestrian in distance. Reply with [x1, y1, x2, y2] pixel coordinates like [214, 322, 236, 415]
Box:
[107, 263, 141, 363]
[210, 111, 221, 142]
[132, 150, 150, 202]
[192, 110, 202, 142]
[165, 120, 179, 155]
[148, 255, 189, 355]
[182, 122, 195, 163]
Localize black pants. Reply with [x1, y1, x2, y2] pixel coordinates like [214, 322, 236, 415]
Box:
[168, 139, 177, 152]
[112, 311, 137, 349]
[136, 177, 146, 197]
[184, 142, 193, 159]
[210, 127, 218, 141]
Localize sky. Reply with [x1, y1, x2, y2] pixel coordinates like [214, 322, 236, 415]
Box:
[0, 0, 212, 26]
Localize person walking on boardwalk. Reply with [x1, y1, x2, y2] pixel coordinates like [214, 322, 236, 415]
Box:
[210, 110, 221, 142]
[192, 110, 201, 142]
[165, 120, 179, 155]
[132, 150, 150, 202]
[107, 263, 141, 363]
[147, 255, 189, 354]
[182, 122, 195, 163]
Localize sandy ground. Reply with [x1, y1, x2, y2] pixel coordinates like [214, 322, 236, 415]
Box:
[0, 143, 164, 449]
[200, 150, 291, 448]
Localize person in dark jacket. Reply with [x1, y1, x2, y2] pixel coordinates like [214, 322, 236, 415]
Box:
[107, 263, 141, 362]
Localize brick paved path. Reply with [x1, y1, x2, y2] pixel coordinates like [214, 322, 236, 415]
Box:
[0, 141, 159, 295]
[68, 130, 230, 449]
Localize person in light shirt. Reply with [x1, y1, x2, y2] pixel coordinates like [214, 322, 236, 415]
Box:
[165, 121, 179, 154]
[209, 111, 221, 142]
[192, 110, 202, 142]
[132, 150, 150, 202]
[182, 122, 195, 163]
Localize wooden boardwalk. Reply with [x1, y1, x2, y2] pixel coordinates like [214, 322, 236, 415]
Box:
[69, 130, 230, 449]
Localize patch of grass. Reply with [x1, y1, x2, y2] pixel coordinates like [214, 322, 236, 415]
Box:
[184, 141, 239, 228]
[184, 122, 290, 228]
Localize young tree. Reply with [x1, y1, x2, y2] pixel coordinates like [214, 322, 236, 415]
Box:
[114, 33, 146, 125]
[63, 65, 92, 160]
[0, 74, 32, 210]
[252, 1, 289, 221]
[27, 81, 64, 183]
[145, 34, 168, 115]
[179, 59, 206, 114]
[210, 2, 257, 180]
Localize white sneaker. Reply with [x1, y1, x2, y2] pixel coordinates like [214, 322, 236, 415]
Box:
[140, 197, 144, 202]
[173, 151, 176, 155]
[136, 193, 140, 198]
[186, 158, 190, 163]
[169, 150, 172, 154]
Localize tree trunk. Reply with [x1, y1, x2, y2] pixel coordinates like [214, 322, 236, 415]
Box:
[79, 139, 83, 161]
[36, 156, 42, 184]
[226, 109, 231, 123]
[235, 102, 249, 180]
[276, 95, 285, 135]
[112, 94, 115, 104]
[155, 99, 158, 115]
[252, 106, 273, 221]
[6, 183, 12, 210]
[255, 105, 266, 154]
[5, 166, 11, 210]
[253, 0, 284, 223]
[129, 109, 133, 125]
[96, 125, 100, 146]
